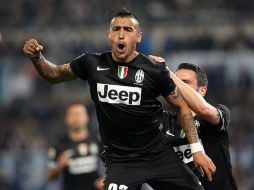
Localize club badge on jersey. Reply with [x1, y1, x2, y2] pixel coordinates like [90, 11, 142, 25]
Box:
[118, 66, 128, 79]
[134, 69, 144, 85]
[78, 143, 88, 156]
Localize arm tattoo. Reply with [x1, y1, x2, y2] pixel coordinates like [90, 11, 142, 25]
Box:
[180, 113, 199, 143]
[164, 87, 199, 143]
[32, 53, 77, 84]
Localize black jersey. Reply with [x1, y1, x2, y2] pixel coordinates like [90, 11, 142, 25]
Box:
[70, 52, 175, 160]
[48, 134, 101, 190]
[164, 104, 238, 190]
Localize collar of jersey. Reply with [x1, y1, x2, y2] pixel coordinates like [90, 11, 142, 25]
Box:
[110, 52, 142, 66]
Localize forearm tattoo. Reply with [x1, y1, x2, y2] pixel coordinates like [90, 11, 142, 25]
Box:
[31, 53, 77, 83]
[166, 87, 199, 143]
[180, 113, 198, 143]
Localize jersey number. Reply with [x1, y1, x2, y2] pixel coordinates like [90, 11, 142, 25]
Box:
[108, 183, 128, 190]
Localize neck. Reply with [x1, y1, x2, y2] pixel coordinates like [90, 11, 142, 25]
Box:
[112, 51, 139, 63]
[68, 127, 89, 142]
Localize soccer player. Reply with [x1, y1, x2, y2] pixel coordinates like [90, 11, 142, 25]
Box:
[47, 102, 103, 190]
[149, 56, 238, 190]
[23, 8, 215, 190]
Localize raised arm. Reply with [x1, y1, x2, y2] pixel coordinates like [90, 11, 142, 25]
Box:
[169, 70, 220, 125]
[23, 39, 78, 84]
[148, 54, 220, 125]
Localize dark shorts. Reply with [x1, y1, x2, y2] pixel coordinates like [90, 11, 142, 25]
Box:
[103, 147, 204, 190]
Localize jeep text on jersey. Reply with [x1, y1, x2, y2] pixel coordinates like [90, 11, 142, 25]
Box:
[97, 83, 142, 105]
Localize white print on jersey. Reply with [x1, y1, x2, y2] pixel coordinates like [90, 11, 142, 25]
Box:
[174, 139, 204, 164]
[97, 83, 142, 105]
[78, 143, 88, 155]
[166, 130, 175, 136]
[89, 143, 99, 155]
[68, 155, 98, 174]
[108, 183, 128, 190]
[195, 120, 200, 129]
[173, 144, 193, 164]
[135, 69, 144, 84]
[97, 66, 111, 71]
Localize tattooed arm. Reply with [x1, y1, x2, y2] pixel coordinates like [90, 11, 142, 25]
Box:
[168, 70, 220, 125]
[149, 55, 220, 125]
[164, 88, 216, 181]
[23, 39, 77, 84]
[164, 87, 198, 144]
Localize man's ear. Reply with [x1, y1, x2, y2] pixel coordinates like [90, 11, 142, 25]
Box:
[198, 86, 207, 97]
[136, 32, 142, 43]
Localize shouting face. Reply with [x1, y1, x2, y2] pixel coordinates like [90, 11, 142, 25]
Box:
[108, 16, 142, 63]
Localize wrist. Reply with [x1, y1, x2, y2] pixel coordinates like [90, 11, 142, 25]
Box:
[30, 52, 42, 63]
[190, 141, 204, 154]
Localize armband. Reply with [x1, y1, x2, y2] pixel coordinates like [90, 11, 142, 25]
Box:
[190, 141, 204, 154]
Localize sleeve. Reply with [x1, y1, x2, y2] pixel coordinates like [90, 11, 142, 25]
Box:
[70, 54, 89, 80]
[154, 63, 176, 96]
[216, 104, 230, 131]
[47, 146, 58, 169]
[162, 111, 177, 135]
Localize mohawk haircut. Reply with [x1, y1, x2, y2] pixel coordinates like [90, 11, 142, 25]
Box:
[113, 7, 139, 22]
[177, 63, 208, 88]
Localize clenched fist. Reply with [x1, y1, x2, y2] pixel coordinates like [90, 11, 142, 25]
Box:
[23, 39, 43, 58]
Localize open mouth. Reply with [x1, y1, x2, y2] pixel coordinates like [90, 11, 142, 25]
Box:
[117, 43, 126, 53]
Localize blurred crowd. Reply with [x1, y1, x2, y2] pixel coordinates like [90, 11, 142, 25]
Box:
[1, 0, 254, 190]
[1, 0, 254, 27]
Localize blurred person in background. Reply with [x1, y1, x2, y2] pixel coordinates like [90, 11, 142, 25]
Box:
[23, 8, 216, 190]
[150, 56, 238, 190]
[47, 102, 103, 190]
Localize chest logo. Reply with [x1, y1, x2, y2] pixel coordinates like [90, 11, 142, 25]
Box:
[118, 66, 128, 79]
[135, 69, 144, 84]
[78, 143, 88, 156]
[97, 66, 110, 71]
[97, 83, 141, 105]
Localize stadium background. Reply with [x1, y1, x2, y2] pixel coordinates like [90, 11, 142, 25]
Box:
[1, 0, 254, 189]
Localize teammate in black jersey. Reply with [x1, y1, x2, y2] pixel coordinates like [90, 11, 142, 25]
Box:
[149, 57, 238, 190]
[23, 8, 216, 190]
[47, 102, 103, 190]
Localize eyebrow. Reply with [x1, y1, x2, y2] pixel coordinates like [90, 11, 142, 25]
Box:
[112, 25, 134, 30]
[181, 79, 191, 83]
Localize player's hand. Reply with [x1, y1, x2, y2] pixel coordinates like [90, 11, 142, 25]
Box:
[148, 55, 174, 77]
[23, 39, 43, 58]
[148, 55, 165, 63]
[94, 177, 104, 190]
[192, 151, 216, 181]
[57, 152, 70, 171]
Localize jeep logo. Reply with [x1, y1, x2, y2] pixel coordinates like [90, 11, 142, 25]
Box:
[97, 83, 142, 105]
[173, 144, 193, 164]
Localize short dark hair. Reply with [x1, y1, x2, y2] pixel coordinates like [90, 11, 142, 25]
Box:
[114, 7, 139, 22]
[177, 63, 208, 87]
